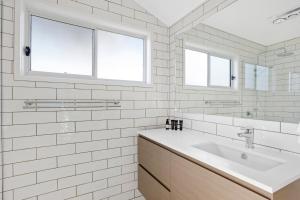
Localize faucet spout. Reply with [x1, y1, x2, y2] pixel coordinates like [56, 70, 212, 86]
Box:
[237, 128, 254, 149]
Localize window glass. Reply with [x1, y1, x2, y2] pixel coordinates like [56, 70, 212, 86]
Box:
[256, 65, 269, 91]
[210, 56, 231, 87]
[31, 16, 93, 76]
[245, 63, 256, 89]
[97, 30, 144, 82]
[185, 49, 208, 86]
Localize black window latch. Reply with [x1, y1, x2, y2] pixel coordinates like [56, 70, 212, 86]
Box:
[24, 46, 31, 56]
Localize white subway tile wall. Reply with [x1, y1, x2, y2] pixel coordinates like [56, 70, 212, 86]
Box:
[1, 0, 299, 199]
[0, 0, 171, 199]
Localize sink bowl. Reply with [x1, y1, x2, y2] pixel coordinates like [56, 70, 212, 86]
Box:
[193, 142, 284, 171]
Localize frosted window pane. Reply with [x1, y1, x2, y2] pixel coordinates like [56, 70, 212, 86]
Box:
[185, 49, 208, 86]
[256, 65, 269, 91]
[97, 30, 144, 82]
[245, 63, 256, 89]
[210, 56, 231, 87]
[31, 16, 93, 76]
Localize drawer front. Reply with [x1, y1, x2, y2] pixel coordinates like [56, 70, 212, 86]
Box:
[138, 165, 170, 200]
[170, 154, 269, 200]
[138, 137, 171, 188]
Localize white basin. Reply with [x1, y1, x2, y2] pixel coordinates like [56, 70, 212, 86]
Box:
[193, 142, 284, 171]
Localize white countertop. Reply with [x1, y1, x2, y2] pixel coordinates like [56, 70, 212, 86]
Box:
[139, 129, 300, 193]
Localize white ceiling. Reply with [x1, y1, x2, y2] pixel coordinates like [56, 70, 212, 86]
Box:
[134, 0, 207, 26]
[202, 0, 300, 46]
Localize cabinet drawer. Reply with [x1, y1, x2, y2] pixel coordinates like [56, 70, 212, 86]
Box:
[138, 165, 170, 200]
[138, 137, 171, 188]
[170, 154, 269, 200]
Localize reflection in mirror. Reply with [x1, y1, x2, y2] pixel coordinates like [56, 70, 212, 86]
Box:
[174, 0, 300, 123]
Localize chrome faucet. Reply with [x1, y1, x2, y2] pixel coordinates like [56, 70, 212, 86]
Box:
[237, 127, 254, 149]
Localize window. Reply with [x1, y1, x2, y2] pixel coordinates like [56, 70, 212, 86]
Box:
[185, 48, 232, 88]
[210, 56, 231, 87]
[244, 63, 256, 89]
[185, 49, 208, 86]
[244, 63, 269, 91]
[27, 15, 148, 83]
[256, 65, 269, 91]
[97, 30, 145, 82]
[31, 16, 93, 76]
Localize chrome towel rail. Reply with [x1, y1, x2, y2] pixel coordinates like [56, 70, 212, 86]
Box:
[23, 99, 121, 109]
[204, 100, 241, 105]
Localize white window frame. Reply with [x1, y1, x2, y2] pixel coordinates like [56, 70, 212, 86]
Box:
[184, 46, 234, 89]
[15, 0, 152, 86]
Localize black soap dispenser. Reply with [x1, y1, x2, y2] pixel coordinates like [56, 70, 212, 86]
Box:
[165, 119, 170, 130]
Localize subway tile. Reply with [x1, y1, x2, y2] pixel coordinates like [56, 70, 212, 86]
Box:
[92, 129, 121, 140]
[108, 137, 134, 148]
[281, 122, 299, 135]
[37, 144, 75, 159]
[3, 149, 36, 164]
[13, 112, 56, 124]
[13, 158, 57, 175]
[92, 148, 121, 161]
[14, 181, 57, 200]
[108, 173, 134, 187]
[57, 89, 91, 99]
[2, 124, 36, 138]
[122, 163, 137, 174]
[58, 173, 92, 189]
[121, 145, 137, 156]
[108, 119, 134, 129]
[192, 120, 217, 134]
[13, 135, 56, 150]
[67, 193, 93, 200]
[57, 131, 92, 144]
[109, 2, 134, 17]
[36, 82, 74, 89]
[204, 114, 233, 125]
[13, 87, 56, 99]
[58, 152, 91, 167]
[122, 180, 137, 192]
[57, 111, 91, 122]
[108, 155, 134, 168]
[134, 117, 157, 127]
[37, 166, 75, 183]
[77, 179, 107, 195]
[76, 120, 107, 131]
[93, 185, 121, 200]
[3, 173, 36, 191]
[92, 110, 120, 120]
[37, 122, 75, 135]
[217, 124, 241, 140]
[109, 190, 134, 200]
[121, 91, 145, 100]
[93, 167, 122, 181]
[92, 90, 120, 100]
[234, 118, 280, 132]
[76, 160, 107, 174]
[121, 109, 145, 119]
[76, 140, 107, 153]
[38, 187, 76, 200]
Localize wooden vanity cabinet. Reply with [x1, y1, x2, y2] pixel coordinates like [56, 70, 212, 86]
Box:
[170, 153, 267, 200]
[138, 166, 170, 200]
[138, 136, 171, 188]
[138, 136, 300, 200]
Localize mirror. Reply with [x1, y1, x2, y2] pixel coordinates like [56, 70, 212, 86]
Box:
[174, 0, 300, 123]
